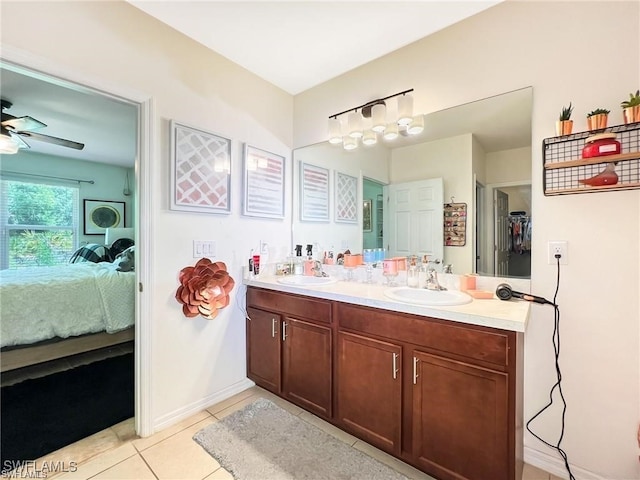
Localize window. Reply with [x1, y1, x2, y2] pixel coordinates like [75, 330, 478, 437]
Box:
[1, 179, 79, 269]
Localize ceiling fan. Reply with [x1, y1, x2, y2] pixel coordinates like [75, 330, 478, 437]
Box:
[1, 99, 85, 154]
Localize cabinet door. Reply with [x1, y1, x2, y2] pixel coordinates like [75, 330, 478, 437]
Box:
[337, 331, 402, 455]
[282, 318, 332, 418]
[412, 350, 509, 480]
[246, 307, 281, 393]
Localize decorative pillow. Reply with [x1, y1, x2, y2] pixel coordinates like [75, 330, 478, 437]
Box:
[115, 246, 135, 272]
[69, 244, 110, 263]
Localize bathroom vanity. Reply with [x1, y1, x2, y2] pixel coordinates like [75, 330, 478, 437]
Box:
[245, 276, 529, 480]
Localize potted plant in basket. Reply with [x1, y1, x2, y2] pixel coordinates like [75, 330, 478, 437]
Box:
[556, 102, 573, 136]
[621, 90, 640, 124]
[586, 108, 610, 130]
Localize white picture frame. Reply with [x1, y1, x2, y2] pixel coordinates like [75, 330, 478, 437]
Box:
[300, 162, 330, 222]
[242, 144, 286, 219]
[170, 120, 231, 214]
[334, 171, 358, 223]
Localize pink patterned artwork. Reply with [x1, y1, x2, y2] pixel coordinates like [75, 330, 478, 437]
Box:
[171, 121, 231, 214]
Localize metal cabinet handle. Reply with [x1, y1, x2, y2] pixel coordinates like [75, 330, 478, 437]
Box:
[392, 352, 399, 379]
[413, 356, 419, 384]
[271, 318, 278, 338]
[282, 321, 288, 341]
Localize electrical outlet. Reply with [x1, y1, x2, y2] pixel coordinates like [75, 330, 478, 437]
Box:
[548, 241, 568, 265]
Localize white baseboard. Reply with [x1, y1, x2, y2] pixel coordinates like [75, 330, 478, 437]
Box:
[524, 446, 605, 480]
[151, 378, 255, 433]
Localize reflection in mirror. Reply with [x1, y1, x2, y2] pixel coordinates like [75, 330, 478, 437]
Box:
[292, 87, 532, 278]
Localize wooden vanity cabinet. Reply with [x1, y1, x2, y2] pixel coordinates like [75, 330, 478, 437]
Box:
[336, 331, 403, 455]
[246, 287, 333, 419]
[335, 302, 522, 480]
[246, 287, 523, 480]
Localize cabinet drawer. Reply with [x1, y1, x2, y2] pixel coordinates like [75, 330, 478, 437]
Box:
[247, 287, 332, 324]
[336, 302, 509, 367]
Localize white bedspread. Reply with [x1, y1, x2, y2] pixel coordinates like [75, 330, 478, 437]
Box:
[0, 262, 135, 348]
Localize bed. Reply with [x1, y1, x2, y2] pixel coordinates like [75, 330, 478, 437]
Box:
[0, 260, 135, 372]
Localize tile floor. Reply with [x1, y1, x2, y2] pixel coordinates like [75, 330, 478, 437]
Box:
[10, 385, 562, 480]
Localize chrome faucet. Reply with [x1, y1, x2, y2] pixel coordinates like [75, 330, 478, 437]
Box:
[312, 260, 328, 277]
[425, 259, 446, 291]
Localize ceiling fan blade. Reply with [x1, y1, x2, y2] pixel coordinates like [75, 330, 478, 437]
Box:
[18, 131, 85, 150]
[7, 130, 31, 149]
[2, 115, 47, 132]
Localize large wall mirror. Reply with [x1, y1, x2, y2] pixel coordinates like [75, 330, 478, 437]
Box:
[292, 87, 532, 278]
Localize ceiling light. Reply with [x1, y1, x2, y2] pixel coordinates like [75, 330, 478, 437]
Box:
[347, 111, 363, 138]
[328, 117, 342, 144]
[371, 103, 386, 133]
[407, 115, 424, 135]
[0, 127, 20, 155]
[343, 136, 358, 151]
[362, 130, 377, 146]
[397, 93, 413, 126]
[383, 123, 399, 141]
[327, 89, 418, 151]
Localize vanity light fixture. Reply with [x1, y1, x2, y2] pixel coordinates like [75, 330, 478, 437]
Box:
[327, 89, 421, 150]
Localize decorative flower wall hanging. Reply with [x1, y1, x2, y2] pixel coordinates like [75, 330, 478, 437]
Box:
[175, 258, 235, 319]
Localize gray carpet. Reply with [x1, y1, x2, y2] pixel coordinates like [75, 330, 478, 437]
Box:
[193, 398, 409, 480]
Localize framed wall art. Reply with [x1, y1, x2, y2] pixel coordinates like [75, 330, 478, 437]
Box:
[300, 162, 329, 222]
[170, 120, 231, 214]
[335, 171, 358, 223]
[84, 199, 125, 235]
[242, 144, 285, 219]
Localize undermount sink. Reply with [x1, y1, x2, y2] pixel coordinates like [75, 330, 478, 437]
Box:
[276, 275, 338, 286]
[383, 287, 472, 306]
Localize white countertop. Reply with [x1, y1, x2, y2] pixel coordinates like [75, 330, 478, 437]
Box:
[245, 274, 530, 333]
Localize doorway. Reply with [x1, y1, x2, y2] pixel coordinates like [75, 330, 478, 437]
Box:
[0, 52, 152, 441]
[479, 181, 531, 278]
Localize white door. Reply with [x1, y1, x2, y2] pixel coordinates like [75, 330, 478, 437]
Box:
[383, 178, 444, 261]
[494, 189, 509, 276]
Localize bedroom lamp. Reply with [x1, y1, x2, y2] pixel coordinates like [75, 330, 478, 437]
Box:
[105, 227, 134, 246]
[327, 88, 422, 151]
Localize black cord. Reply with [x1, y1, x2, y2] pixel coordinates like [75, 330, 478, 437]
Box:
[525, 255, 575, 480]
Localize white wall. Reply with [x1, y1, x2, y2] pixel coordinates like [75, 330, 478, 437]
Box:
[294, 2, 640, 479]
[1, 0, 293, 431]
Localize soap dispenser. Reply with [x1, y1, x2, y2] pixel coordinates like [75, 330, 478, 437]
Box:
[407, 256, 419, 288]
[294, 245, 304, 275]
[418, 255, 429, 289]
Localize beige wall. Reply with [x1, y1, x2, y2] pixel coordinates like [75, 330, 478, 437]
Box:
[294, 2, 639, 478]
[1, 1, 294, 430]
[3, 1, 639, 477]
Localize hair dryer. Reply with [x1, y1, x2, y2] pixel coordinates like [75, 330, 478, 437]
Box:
[495, 283, 553, 305]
